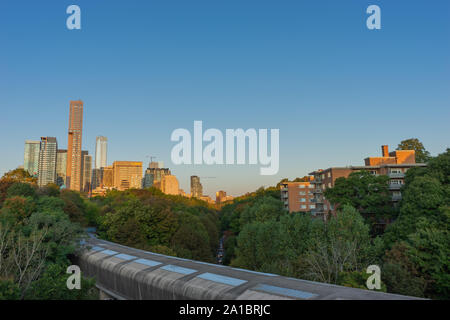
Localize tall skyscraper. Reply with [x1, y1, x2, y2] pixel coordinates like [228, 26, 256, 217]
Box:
[24, 140, 40, 176]
[190, 176, 203, 198]
[95, 136, 107, 169]
[66, 100, 83, 191]
[102, 166, 114, 188]
[80, 151, 92, 192]
[112, 161, 143, 191]
[56, 149, 67, 186]
[144, 163, 171, 190]
[142, 171, 154, 188]
[38, 137, 58, 187]
[92, 168, 102, 190]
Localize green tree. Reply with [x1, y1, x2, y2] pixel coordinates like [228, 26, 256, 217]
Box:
[171, 214, 212, 262]
[0, 196, 36, 227]
[300, 206, 379, 284]
[232, 220, 283, 273]
[102, 199, 178, 249]
[324, 171, 393, 230]
[382, 148, 449, 299]
[404, 221, 450, 298]
[223, 235, 237, 265]
[0, 169, 36, 207]
[38, 183, 60, 198]
[239, 196, 284, 226]
[1, 168, 37, 184]
[383, 176, 446, 248]
[382, 242, 427, 298]
[24, 263, 97, 300]
[7, 182, 36, 198]
[0, 278, 21, 300]
[397, 138, 431, 163]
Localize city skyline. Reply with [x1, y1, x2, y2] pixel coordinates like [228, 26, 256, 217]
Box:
[14, 100, 443, 200]
[1, 1, 449, 197]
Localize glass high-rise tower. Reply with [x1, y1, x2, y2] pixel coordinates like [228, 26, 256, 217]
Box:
[24, 140, 40, 176]
[95, 136, 107, 169]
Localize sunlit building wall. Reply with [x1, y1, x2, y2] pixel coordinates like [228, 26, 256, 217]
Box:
[66, 100, 83, 191]
[161, 175, 179, 195]
[190, 176, 203, 198]
[113, 161, 142, 191]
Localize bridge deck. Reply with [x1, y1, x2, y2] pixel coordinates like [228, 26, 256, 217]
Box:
[77, 237, 421, 300]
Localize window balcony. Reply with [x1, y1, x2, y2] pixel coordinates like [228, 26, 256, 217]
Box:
[392, 194, 402, 201]
[388, 172, 405, 179]
[310, 208, 323, 216]
[389, 183, 402, 190]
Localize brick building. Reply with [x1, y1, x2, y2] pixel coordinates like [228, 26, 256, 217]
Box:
[308, 145, 427, 218]
[280, 177, 316, 213]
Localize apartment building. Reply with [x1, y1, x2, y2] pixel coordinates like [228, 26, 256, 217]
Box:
[280, 177, 316, 213]
[56, 149, 67, 187]
[190, 176, 203, 198]
[143, 163, 171, 190]
[37, 137, 58, 187]
[112, 161, 142, 191]
[161, 175, 179, 195]
[308, 145, 427, 217]
[216, 190, 234, 204]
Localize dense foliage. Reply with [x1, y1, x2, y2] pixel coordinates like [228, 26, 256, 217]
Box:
[219, 147, 449, 299]
[382, 149, 450, 298]
[0, 169, 97, 300]
[324, 170, 394, 234]
[94, 188, 220, 262]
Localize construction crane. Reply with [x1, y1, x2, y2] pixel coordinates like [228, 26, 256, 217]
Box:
[145, 155, 157, 163]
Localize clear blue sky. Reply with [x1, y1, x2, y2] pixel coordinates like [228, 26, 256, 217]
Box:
[1, 0, 449, 197]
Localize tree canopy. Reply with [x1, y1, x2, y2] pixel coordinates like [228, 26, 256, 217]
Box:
[397, 138, 431, 163]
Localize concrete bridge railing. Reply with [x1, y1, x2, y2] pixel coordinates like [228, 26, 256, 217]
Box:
[76, 237, 420, 300]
